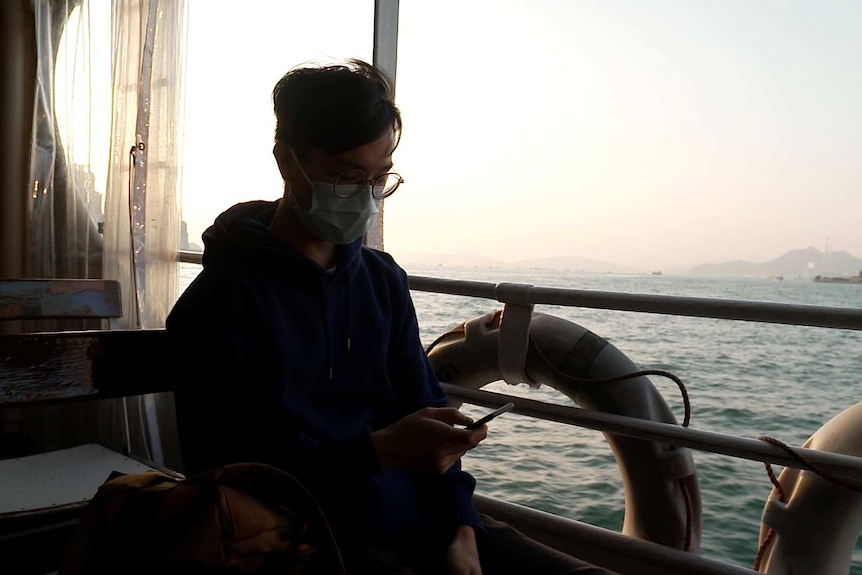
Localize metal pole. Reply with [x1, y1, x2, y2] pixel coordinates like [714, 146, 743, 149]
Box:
[366, 0, 400, 251]
[409, 276, 862, 331]
[443, 384, 862, 482]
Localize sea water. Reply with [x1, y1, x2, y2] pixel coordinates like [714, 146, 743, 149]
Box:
[180, 262, 862, 572]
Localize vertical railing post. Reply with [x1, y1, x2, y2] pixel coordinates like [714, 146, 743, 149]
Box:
[366, 0, 400, 251]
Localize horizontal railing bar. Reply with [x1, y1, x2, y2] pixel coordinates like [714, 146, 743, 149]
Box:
[409, 275, 862, 331]
[473, 494, 760, 575]
[179, 250, 202, 264]
[179, 256, 862, 331]
[442, 384, 862, 482]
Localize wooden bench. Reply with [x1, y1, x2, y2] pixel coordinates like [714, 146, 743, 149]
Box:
[0, 279, 179, 573]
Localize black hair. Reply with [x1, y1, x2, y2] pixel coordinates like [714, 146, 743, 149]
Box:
[272, 58, 402, 155]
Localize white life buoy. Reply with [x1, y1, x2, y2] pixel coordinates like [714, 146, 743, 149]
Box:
[755, 400, 862, 574]
[426, 309, 702, 551]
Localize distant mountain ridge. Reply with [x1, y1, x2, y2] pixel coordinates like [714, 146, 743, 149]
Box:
[688, 247, 862, 278]
[396, 247, 862, 278]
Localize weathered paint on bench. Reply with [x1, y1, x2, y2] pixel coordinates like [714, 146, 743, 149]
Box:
[0, 329, 170, 408]
[0, 280, 122, 320]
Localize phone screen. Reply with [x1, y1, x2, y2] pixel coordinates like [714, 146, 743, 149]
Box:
[465, 402, 515, 429]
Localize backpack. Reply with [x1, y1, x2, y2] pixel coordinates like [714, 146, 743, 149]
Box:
[59, 462, 345, 575]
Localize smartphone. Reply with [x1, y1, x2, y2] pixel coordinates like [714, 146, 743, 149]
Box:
[465, 403, 515, 430]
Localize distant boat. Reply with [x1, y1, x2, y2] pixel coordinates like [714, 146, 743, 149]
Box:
[651, 271, 662, 275]
[813, 271, 862, 284]
[813, 239, 862, 283]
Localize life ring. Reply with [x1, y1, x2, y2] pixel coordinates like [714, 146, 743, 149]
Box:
[755, 400, 862, 574]
[426, 309, 702, 551]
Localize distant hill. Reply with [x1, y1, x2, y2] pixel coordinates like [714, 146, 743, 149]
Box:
[395, 251, 630, 273]
[688, 247, 862, 278]
[396, 246, 862, 278]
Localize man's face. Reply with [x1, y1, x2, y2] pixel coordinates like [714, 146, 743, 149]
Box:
[277, 131, 396, 210]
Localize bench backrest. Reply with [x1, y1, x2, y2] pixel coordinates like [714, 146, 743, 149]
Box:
[0, 279, 122, 321]
[0, 328, 170, 409]
[0, 279, 172, 408]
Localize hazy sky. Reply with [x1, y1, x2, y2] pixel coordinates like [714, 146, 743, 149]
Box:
[387, 1, 862, 270]
[65, 1, 862, 271]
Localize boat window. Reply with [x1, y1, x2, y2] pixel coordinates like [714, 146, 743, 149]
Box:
[180, 0, 375, 252]
[54, 1, 112, 228]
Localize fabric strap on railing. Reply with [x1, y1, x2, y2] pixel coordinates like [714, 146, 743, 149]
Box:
[495, 282, 536, 386]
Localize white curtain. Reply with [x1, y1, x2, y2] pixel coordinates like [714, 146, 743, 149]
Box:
[29, 0, 104, 287]
[26, 0, 187, 470]
[103, 0, 186, 331]
[103, 0, 187, 470]
[29, 0, 186, 328]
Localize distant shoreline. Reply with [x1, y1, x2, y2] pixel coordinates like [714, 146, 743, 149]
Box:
[391, 246, 862, 280]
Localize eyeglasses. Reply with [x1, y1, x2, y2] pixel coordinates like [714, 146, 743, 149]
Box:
[297, 151, 404, 200]
[331, 168, 404, 200]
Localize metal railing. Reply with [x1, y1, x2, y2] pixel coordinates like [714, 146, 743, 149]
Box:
[405, 273, 862, 574]
[441, 384, 862, 481]
[182, 251, 862, 330]
[408, 275, 862, 331]
[407, 274, 862, 474]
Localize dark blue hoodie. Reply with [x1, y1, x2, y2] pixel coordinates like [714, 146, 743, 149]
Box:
[166, 199, 482, 551]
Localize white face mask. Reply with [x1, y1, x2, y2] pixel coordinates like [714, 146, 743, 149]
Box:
[288, 150, 382, 244]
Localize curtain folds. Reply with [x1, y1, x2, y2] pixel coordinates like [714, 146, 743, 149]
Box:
[29, 0, 102, 289]
[28, 0, 186, 328]
[103, 0, 186, 331]
[24, 0, 187, 471]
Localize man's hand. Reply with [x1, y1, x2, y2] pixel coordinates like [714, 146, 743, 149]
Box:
[371, 407, 487, 474]
[446, 525, 482, 575]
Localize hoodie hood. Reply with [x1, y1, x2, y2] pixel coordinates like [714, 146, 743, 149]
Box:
[197, 199, 365, 383]
[200, 199, 363, 279]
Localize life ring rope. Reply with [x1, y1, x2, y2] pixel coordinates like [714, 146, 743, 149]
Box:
[534, 336, 697, 550]
[530, 335, 693, 428]
[680, 478, 694, 552]
[757, 435, 862, 493]
[753, 433, 862, 570]
[426, 309, 699, 551]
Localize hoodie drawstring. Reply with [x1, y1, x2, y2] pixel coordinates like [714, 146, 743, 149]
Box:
[321, 274, 353, 381]
[345, 274, 353, 354]
[319, 282, 333, 380]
